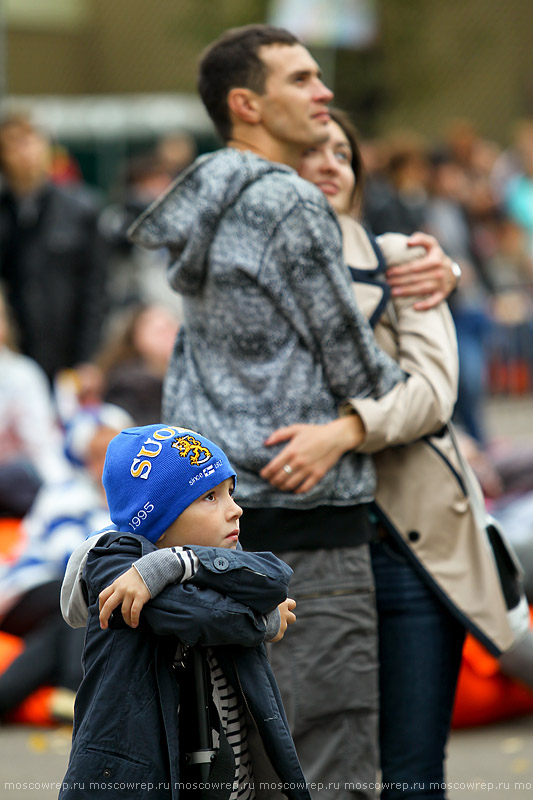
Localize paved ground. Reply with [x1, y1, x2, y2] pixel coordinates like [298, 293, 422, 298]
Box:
[1, 396, 532, 798]
[447, 716, 533, 799]
[1, 715, 532, 799]
[484, 395, 533, 444]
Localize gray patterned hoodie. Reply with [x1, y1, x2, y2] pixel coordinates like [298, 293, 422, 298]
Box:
[129, 148, 404, 509]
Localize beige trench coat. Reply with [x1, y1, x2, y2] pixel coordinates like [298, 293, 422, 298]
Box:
[340, 215, 516, 655]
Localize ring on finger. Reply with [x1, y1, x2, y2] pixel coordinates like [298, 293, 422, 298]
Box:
[282, 464, 293, 475]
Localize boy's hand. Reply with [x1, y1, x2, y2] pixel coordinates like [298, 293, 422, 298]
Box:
[98, 566, 150, 630]
[270, 598, 296, 643]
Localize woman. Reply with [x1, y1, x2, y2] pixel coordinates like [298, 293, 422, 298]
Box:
[261, 110, 519, 799]
[96, 302, 181, 425]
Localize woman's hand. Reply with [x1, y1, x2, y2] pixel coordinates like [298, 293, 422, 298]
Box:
[260, 415, 365, 494]
[270, 598, 297, 643]
[386, 232, 458, 311]
[98, 566, 151, 630]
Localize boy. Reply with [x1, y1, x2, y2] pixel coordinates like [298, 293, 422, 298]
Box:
[59, 424, 306, 800]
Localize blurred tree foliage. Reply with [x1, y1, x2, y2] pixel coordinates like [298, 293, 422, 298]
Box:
[6, 0, 533, 142]
[164, 0, 270, 89]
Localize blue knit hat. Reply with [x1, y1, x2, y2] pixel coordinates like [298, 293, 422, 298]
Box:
[102, 424, 237, 543]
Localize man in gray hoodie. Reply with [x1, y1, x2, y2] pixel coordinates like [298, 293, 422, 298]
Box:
[128, 24, 453, 799]
[129, 26, 403, 518]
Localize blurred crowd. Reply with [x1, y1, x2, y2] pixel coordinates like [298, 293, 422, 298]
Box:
[361, 117, 533, 445]
[2, 112, 533, 447]
[0, 111, 187, 464]
[0, 109, 533, 724]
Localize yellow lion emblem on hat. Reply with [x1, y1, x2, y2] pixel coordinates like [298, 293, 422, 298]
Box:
[171, 435, 212, 466]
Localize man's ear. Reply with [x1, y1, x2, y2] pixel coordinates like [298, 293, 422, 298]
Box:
[227, 88, 262, 126]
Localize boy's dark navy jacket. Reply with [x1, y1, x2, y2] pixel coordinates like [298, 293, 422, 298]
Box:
[60, 532, 311, 800]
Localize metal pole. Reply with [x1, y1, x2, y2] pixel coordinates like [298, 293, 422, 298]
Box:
[183, 647, 216, 785]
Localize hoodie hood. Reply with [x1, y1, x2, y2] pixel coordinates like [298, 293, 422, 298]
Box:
[60, 527, 115, 627]
[128, 148, 294, 295]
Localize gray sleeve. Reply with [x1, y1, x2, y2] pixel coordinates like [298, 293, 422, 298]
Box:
[263, 607, 281, 642]
[133, 547, 199, 598]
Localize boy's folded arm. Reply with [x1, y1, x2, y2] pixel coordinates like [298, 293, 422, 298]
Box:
[133, 545, 292, 614]
[86, 534, 277, 646]
[85, 534, 146, 598]
[140, 584, 268, 647]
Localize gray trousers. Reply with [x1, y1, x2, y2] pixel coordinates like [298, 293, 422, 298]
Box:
[269, 546, 379, 800]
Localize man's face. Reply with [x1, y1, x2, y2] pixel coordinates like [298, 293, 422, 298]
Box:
[254, 44, 333, 149]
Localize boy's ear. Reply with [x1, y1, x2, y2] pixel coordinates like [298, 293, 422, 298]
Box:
[227, 88, 262, 126]
[155, 532, 166, 548]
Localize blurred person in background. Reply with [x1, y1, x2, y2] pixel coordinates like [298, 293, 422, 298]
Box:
[362, 124, 495, 444]
[0, 112, 108, 383]
[98, 152, 174, 315]
[96, 302, 181, 425]
[424, 147, 494, 445]
[445, 121, 502, 280]
[364, 131, 430, 236]
[53, 300, 182, 429]
[155, 129, 197, 179]
[504, 125, 533, 259]
[491, 118, 533, 202]
[0, 404, 133, 723]
[0, 285, 72, 516]
[484, 215, 533, 289]
[98, 138, 194, 327]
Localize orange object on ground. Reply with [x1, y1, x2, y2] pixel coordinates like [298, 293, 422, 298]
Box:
[0, 520, 59, 726]
[0, 629, 23, 671]
[0, 517, 26, 563]
[7, 685, 57, 727]
[0, 631, 56, 726]
[452, 609, 533, 728]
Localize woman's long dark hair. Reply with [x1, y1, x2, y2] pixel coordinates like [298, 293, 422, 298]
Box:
[328, 107, 366, 218]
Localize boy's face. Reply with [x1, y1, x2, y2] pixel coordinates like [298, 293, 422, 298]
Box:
[157, 477, 242, 550]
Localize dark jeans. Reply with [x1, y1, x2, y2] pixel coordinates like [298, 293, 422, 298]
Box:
[452, 310, 490, 446]
[371, 539, 465, 800]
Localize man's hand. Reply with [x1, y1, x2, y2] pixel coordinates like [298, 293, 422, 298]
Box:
[98, 566, 151, 630]
[270, 598, 297, 642]
[385, 232, 459, 311]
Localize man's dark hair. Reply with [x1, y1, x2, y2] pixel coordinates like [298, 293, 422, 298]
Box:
[198, 24, 300, 142]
